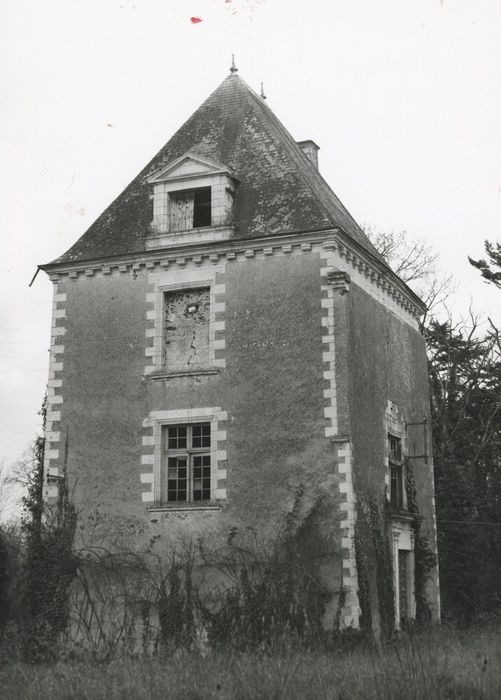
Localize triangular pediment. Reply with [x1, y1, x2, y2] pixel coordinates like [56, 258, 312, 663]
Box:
[148, 152, 232, 184]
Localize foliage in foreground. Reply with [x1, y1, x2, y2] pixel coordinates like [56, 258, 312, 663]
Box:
[0, 483, 337, 661]
[0, 625, 499, 700]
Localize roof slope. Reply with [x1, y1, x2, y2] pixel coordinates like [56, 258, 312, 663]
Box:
[50, 74, 385, 265]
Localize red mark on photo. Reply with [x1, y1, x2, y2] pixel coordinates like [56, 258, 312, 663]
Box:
[190, 16, 203, 24]
[64, 203, 86, 217]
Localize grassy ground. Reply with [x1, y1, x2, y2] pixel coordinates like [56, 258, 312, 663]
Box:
[0, 625, 500, 699]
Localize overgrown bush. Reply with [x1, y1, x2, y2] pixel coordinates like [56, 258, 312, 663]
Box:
[198, 525, 330, 652]
[19, 436, 77, 661]
[59, 510, 335, 659]
[0, 405, 78, 663]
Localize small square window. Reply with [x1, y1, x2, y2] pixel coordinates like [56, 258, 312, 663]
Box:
[192, 423, 211, 448]
[162, 423, 212, 503]
[167, 425, 187, 449]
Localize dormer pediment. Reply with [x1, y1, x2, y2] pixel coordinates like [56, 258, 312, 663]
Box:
[147, 152, 238, 247]
[148, 152, 235, 185]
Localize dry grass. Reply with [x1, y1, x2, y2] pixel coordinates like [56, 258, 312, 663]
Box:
[0, 625, 499, 700]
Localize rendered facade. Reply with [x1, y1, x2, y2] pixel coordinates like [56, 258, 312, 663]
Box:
[40, 69, 440, 630]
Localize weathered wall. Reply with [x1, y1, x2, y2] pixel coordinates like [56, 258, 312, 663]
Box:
[346, 284, 431, 508]
[50, 253, 342, 596]
[54, 273, 148, 519]
[222, 253, 332, 522]
[344, 282, 439, 619]
[45, 246, 439, 628]
[144, 252, 341, 550]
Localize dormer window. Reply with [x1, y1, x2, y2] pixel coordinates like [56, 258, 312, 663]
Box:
[146, 152, 238, 246]
[169, 187, 212, 231]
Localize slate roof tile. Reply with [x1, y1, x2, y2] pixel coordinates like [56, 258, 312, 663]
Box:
[48, 74, 386, 266]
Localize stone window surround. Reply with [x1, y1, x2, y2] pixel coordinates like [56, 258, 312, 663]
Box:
[145, 265, 226, 379]
[147, 152, 238, 245]
[142, 407, 228, 511]
[152, 173, 233, 228]
[385, 400, 416, 627]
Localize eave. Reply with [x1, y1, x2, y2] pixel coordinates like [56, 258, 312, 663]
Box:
[40, 225, 427, 322]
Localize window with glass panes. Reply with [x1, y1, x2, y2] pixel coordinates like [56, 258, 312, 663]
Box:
[162, 423, 211, 502]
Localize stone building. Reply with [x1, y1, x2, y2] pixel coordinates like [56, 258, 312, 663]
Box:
[40, 67, 440, 630]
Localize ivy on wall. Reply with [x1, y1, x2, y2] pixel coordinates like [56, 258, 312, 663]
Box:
[405, 458, 437, 623]
[355, 492, 395, 639]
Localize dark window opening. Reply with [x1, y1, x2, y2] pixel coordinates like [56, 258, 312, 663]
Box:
[168, 187, 212, 231]
[193, 187, 212, 228]
[398, 550, 410, 625]
[390, 463, 404, 510]
[162, 423, 211, 503]
[389, 434, 404, 511]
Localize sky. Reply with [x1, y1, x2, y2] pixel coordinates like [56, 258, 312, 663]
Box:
[0, 0, 500, 478]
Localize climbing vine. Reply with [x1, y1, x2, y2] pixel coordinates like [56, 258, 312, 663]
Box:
[405, 458, 437, 623]
[354, 520, 372, 632]
[355, 491, 395, 639]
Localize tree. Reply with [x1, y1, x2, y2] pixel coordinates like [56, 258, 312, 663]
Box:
[469, 240, 501, 288]
[365, 228, 454, 324]
[370, 228, 501, 621]
[18, 401, 78, 661]
[426, 317, 501, 621]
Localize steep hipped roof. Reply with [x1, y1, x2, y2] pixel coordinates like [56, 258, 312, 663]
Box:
[49, 73, 385, 265]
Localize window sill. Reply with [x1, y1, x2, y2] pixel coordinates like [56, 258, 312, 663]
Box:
[146, 368, 221, 381]
[389, 509, 420, 523]
[145, 225, 234, 250]
[148, 502, 221, 513]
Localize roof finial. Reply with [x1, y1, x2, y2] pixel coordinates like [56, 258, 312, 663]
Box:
[260, 82, 267, 100]
[230, 54, 238, 74]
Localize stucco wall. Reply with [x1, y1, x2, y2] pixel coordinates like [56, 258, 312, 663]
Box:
[145, 252, 343, 564]
[344, 282, 439, 619]
[45, 247, 438, 626]
[51, 253, 341, 553]
[55, 272, 148, 518]
[346, 283, 432, 513]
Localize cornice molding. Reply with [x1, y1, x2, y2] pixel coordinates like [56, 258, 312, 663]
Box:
[41, 228, 425, 321]
[326, 270, 351, 295]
